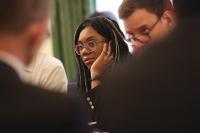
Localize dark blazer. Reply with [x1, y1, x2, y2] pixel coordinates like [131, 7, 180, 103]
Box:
[95, 17, 200, 132]
[0, 61, 89, 132]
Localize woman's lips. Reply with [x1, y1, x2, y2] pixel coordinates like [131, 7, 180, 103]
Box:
[84, 58, 94, 66]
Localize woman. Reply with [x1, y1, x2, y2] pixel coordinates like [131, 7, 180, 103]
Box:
[74, 16, 130, 129]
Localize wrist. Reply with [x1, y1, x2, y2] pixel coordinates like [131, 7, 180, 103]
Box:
[91, 79, 101, 89]
[91, 75, 101, 81]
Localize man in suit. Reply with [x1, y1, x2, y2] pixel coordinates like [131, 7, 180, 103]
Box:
[96, 0, 200, 132]
[0, 0, 88, 132]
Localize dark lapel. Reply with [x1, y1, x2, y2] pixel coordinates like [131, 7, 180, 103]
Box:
[0, 61, 22, 86]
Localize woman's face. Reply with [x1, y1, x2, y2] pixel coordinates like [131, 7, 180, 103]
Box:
[77, 26, 106, 69]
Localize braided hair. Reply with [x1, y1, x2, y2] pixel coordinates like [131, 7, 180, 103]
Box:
[74, 16, 130, 92]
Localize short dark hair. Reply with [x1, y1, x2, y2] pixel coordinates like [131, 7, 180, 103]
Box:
[0, 0, 52, 34]
[118, 0, 173, 19]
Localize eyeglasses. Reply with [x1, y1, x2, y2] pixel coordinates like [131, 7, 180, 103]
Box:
[75, 40, 107, 55]
[126, 17, 161, 44]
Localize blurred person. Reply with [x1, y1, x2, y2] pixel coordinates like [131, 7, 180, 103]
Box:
[94, 0, 200, 132]
[119, 0, 176, 54]
[74, 16, 130, 130]
[24, 52, 68, 93]
[0, 0, 88, 132]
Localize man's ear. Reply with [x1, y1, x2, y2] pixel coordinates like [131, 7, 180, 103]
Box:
[24, 20, 49, 65]
[161, 10, 176, 28]
[28, 20, 49, 46]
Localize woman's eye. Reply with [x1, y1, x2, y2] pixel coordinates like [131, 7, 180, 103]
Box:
[77, 45, 83, 50]
[87, 41, 96, 47]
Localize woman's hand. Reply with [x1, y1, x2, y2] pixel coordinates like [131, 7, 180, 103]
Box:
[90, 41, 114, 87]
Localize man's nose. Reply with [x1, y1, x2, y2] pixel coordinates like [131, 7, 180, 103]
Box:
[132, 39, 148, 54]
[134, 34, 150, 45]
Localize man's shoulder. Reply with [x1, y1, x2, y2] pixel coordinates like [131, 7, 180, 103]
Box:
[0, 61, 21, 82]
[0, 77, 89, 132]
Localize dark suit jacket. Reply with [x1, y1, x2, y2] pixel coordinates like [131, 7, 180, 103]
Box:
[0, 61, 89, 132]
[95, 17, 200, 132]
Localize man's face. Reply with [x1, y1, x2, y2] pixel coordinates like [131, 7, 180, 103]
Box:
[123, 8, 175, 54]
